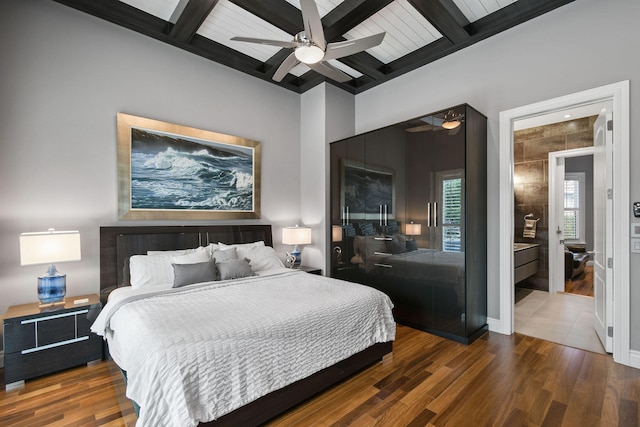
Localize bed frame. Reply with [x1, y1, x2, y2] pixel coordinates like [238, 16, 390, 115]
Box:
[99, 225, 392, 426]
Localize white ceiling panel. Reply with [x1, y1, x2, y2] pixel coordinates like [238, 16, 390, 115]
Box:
[285, 0, 345, 18]
[345, 0, 442, 64]
[197, 0, 294, 62]
[119, 0, 180, 21]
[453, 0, 517, 22]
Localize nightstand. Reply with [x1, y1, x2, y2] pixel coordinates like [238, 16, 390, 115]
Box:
[3, 294, 103, 387]
[297, 266, 322, 275]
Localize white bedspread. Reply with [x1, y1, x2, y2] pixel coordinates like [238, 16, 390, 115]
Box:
[91, 269, 395, 426]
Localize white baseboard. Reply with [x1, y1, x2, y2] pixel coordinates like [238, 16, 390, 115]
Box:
[487, 317, 508, 335]
[628, 350, 640, 369]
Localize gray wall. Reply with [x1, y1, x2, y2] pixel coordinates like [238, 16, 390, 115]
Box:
[355, 0, 639, 345]
[0, 0, 301, 319]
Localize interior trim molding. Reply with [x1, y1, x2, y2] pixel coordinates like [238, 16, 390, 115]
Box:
[547, 146, 595, 294]
[498, 80, 630, 366]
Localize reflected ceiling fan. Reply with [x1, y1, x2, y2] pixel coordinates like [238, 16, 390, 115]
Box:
[231, 0, 385, 83]
[405, 110, 465, 134]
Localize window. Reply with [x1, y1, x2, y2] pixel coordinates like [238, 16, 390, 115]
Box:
[438, 170, 464, 252]
[564, 172, 585, 241]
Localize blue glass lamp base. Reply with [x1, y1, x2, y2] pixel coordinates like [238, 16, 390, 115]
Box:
[38, 264, 66, 305]
[291, 246, 301, 267]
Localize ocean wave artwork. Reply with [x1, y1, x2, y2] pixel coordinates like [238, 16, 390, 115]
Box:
[130, 127, 254, 211]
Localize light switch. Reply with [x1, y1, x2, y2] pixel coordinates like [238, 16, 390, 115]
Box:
[632, 238, 640, 254]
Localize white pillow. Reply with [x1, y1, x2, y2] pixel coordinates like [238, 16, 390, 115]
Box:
[147, 247, 199, 256]
[130, 248, 210, 289]
[129, 255, 174, 289]
[171, 248, 211, 264]
[218, 241, 265, 260]
[244, 245, 285, 271]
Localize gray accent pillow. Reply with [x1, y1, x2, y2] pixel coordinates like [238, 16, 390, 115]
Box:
[213, 247, 237, 261]
[386, 234, 407, 254]
[217, 258, 255, 280]
[172, 259, 217, 288]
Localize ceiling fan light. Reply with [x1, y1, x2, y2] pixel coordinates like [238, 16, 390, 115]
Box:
[442, 119, 460, 130]
[295, 45, 324, 64]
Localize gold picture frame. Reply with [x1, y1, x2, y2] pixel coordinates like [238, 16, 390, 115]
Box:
[117, 113, 261, 220]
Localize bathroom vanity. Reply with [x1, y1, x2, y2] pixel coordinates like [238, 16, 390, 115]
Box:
[514, 243, 539, 283]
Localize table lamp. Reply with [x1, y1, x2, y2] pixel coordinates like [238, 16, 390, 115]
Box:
[406, 222, 422, 240]
[282, 225, 311, 268]
[20, 229, 81, 307]
[332, 225, 343, 263]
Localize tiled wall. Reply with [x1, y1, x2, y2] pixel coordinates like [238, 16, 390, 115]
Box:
[513, 117, 596, 291]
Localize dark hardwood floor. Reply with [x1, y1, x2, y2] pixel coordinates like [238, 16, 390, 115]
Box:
[565, 265, 594, 297]
[2, 323, 639, 426]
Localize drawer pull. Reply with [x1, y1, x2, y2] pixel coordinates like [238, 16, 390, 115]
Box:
[374, 237, 392, 241]
[20, 309, 89, 324]
[374, 252, 392, 256]
[374, 263, 393, 268]
[21, 336, 89, 354]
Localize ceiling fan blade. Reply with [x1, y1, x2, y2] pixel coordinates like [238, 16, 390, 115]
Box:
[405, 124, 437, 133]
[308, 61, 351, 83]
[231, 36, 298, 49]
[272, 52, 300, 82]
[323, 32, 386, 61]
[300, 0, 326, 50]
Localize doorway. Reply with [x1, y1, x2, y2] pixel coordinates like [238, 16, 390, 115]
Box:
[513, 119, 602, 353]
[497, 81, 631, 366]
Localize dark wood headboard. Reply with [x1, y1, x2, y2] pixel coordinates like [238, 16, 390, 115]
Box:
[100, 225, 273, 293]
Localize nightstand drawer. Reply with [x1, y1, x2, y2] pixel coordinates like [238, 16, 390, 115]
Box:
[4, 334, 102, 385]
[4, 307, 98, 354]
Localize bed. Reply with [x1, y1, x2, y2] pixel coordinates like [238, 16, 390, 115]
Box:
[95, 225, 395, 427]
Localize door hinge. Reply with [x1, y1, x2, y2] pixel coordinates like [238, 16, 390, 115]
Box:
[607, 120, 613, 131]
[607, 257, 613, 268]
[608, 326, 613, 337]
[607, 189, 613, 200]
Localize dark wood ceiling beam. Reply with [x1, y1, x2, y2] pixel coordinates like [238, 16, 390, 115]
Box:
[228, 0, 302, 35]
[169, 0, 220, 42]
[322, 0, 394, 42]
[339, 53, 386, 80]
[407, 0, 470, 44]
[465, 0, 574, 38]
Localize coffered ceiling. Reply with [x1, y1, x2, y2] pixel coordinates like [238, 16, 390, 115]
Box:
[53, 0, 574, 94]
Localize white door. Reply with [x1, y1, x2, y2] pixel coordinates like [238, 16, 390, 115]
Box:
[548, 154, 566, 293]
[593, 108, 613, 353]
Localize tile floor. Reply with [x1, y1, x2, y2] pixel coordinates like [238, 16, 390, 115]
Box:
[515, 289, 606, 354]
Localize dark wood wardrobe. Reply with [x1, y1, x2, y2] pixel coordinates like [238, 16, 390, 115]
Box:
[329, 104, 487, 344]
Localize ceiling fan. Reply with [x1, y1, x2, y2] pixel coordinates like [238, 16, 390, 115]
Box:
[231, 0, 385, 83]
[405, 111, 465, 134]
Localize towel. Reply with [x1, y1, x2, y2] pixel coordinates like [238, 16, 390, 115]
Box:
[523, 218, 539, 238]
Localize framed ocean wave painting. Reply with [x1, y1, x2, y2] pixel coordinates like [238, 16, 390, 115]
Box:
[117, 113, 261, 220]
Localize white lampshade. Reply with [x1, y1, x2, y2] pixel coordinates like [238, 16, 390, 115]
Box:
[406, 222, 422, 236]
[332, 225, 343, 242]
[282, 225, 312, 245]
[20, 229, 81, 266]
